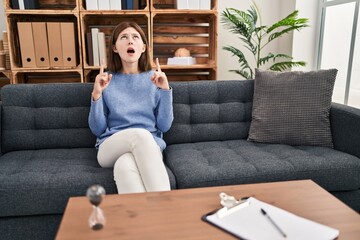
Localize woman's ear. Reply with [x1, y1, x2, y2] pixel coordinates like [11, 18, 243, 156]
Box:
[142, 44, 146, 53]
[113, 45, 118, 53]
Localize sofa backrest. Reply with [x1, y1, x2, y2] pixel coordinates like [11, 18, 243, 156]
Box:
[164, 80, 254, 145]
[1, 83, 96, 153]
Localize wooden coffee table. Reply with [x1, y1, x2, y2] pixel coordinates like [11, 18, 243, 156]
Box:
[56, 180, 360, 239]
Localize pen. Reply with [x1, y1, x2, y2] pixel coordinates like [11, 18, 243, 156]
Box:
[260, 208, 287, 238]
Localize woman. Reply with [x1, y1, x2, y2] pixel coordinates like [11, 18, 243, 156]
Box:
[88, 21, 173, 194]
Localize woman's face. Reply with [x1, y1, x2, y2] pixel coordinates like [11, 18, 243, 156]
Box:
[113, 27, 146, 65]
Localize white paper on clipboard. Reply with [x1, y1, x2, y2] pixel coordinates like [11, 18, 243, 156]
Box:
[203, 197, 339, 240]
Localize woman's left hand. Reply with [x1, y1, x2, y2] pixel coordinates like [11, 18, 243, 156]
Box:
[151, 58, 170, 90]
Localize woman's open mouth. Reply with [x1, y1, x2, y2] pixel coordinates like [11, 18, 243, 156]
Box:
[127, 47, 135, 55]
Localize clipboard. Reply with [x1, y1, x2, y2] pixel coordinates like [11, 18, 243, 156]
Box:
[202, 194, 340, 240]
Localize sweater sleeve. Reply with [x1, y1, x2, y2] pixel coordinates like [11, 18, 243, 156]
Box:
[155, 88, 174, 133]
[88, 96, 108, 137]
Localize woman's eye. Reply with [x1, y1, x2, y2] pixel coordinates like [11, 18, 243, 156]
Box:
[133, 35, 140, 39]
[120, 35, 127, 40]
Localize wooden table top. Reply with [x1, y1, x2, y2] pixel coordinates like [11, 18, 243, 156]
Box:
[56, 180, 360, 239]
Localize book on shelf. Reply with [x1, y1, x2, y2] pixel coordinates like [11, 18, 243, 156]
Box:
[121, 0, 139, 9]
[109, 0, 122, 10]
[97, 32, 107, 66]
[188, 0, 199, 9]
[91, 28, 100, 66]
[18, 0, 25, 10]
[86, 0, 98, 10]
[87, 29, 108, 67]
[121, 0, 127, 9]
[24, 0, 39, 9]
[86, 32, 94, 66]
[176, 0, 210, 10]
[98, 0, 110, 10]
[11, 0, 19, 9]
[127, 0, 133, 9]
[199, 0, 211, 10]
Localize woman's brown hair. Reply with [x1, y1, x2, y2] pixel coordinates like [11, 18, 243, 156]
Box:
[108, 21, 152, 73]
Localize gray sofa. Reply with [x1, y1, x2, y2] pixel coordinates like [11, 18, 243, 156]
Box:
[0, 80, 359, 240]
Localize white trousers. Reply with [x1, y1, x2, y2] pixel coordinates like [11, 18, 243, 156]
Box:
[97, 128, 170, 194]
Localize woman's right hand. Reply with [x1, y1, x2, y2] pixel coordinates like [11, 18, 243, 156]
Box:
[92, 63, 112, 101]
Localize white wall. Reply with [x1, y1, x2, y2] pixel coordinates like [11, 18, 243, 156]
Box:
[292, 0, 320, 71]
[0, 3, 5, 34]
[217, 0, 314, 79]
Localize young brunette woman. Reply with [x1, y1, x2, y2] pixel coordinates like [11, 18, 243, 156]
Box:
[88, 21, 173, 194]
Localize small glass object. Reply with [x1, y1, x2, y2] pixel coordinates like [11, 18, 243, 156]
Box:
[86, 184, 106, 230]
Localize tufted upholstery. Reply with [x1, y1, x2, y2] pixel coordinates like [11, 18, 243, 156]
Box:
[164, 80, 360, 212]
[164, 80, 254, 145]
[164, 140, 360, 191]
[1, 83, 96, 153]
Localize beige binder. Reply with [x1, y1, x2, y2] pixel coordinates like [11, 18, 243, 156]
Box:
[60, 22, 77, 67]
[32, 22, 50, 67]
[17, 22, 36, 68]
[47, 22, 63, 67]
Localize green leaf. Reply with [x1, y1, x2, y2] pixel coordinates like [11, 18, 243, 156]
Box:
[269, 61, 306, 72]
[221, 4, 309, 76]
[229, 69, 253, 79]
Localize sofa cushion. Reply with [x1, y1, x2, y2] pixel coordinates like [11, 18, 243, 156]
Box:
[164, 140, 360, 191]
[1, 83, 96, 153]
[0, 148, 117, 217]
[248, 69, 337, 147]
[164, 80, 254, 145]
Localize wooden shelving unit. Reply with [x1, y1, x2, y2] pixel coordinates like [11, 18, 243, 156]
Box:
[79, 2, 150, 82]
[3, 0, 218, 83]
[3, 0, 82, 83]
[150, 0, 217, 81]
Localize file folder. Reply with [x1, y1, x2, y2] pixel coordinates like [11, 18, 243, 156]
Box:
[60, 22, 77, 67]
[17, 22, 37, 68]
[47, 22, 64, 67]
[202, 197, 340, 240]
[32, 22, 50, 67]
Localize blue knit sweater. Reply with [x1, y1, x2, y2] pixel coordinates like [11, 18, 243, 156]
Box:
[88, 70, 173, 150]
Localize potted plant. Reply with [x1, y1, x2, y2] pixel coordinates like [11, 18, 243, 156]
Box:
[221, 2, 309, 79]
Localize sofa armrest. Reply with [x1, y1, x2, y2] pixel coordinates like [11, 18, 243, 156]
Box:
[330, 103, 360, 158]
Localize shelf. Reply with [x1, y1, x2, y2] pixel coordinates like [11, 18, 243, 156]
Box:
[6, 13, 81, 69]
[151, 0, 217, 11]
[4, 0, 78, 11]
[4, 0, 217, 83]
[11, 69, 83, 84]
[0, 70, 12, 86]
[79, 0, 149, 11]
[151, 11, 217, 80]
[80, 13, 150, 68]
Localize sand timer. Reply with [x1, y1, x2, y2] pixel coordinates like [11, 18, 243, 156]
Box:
[86, 184, 106, 230]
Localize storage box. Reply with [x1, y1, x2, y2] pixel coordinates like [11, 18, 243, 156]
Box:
[167, 57, 196, 65]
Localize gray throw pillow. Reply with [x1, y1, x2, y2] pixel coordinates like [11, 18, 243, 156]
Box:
[248, 68, 337, 147]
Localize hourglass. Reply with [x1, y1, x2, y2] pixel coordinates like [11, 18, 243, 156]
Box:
[86, 184, 106, 230]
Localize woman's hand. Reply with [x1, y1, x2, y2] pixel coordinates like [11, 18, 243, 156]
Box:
[92, 62, 112, 101]
[151, 58, 170, 90]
